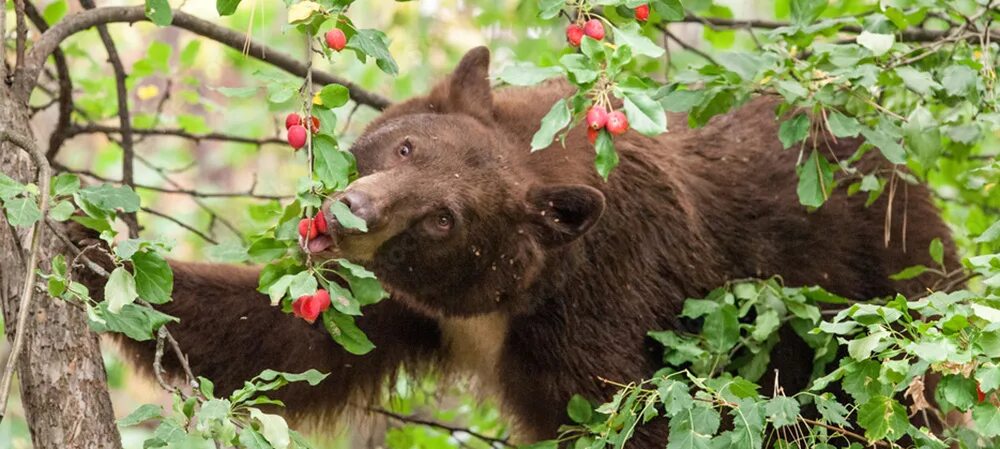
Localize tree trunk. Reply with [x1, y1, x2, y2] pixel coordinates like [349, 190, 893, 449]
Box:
[0, 86, 122, 448]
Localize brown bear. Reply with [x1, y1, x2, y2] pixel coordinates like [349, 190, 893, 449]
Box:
[95, 47, 956, 446]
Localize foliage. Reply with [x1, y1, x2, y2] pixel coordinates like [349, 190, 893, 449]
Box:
[4, 0, 1000, 448]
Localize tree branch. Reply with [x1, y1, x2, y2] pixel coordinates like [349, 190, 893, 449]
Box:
[368, 407, 512, 448]
[22, 1, 75, 161]
[16, 6, 391, 109]
[68, 124, 286, 146]
[79, 0, 139, 239]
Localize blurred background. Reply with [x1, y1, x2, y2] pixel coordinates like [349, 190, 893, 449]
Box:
[3, 0, 998, 447]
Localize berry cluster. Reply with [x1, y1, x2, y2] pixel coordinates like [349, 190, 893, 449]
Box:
[586, 106, 629, 144]
[285, 113, 320, 150]
[298, 213, 328, 239]
[292, 289, 331, 323]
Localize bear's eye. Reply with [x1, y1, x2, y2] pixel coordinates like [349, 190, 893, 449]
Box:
[436, 212, 453, 230]
[398, 140, 413, 158]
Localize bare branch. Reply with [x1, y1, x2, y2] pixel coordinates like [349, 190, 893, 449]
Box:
[22, 1, 75, 161]
[678, 14, 999, 42]
[368, 407, 512, 448]
[140, 207, 218, 245]
[16, 6, 391, 109]
[68, 124, 286, 146]
[79, 0, 139, 238]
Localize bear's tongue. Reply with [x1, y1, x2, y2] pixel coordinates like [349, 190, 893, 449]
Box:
[307, 235, 334, 253]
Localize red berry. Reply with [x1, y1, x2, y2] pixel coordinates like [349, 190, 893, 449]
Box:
[606, 110, 629, 135]
[635, 4, 650, 21]
[285, 113, 301, 130]
[313, 212, 328, 234]
[586, 106, 608, 130]
[587, 127, 600, 145]
[566, 24, 585, 47]
[583, 19, 605, 40]
[978, 384, 987, 403]
[325, 29, 347, 51]
[287, 124, 307, 150]
[313, 289, 331, 312]
[292, 295, 322, 323]
[298, 218, 319, 239]
[308, 116, 320, 134]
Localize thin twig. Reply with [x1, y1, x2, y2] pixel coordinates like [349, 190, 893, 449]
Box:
[57, 165, 291, 200]
[16, 6, 391, 109]
[368, 407, 512, 448]
[68, 124, 286, 146]
[0, 128, 53, 422]
[140, 207, 218, 245]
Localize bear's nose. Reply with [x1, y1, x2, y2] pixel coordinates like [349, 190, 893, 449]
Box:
[338, 190, 379, 231]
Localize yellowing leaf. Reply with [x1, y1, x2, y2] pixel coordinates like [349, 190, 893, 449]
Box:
[137, 84, 160, 100]
[287, 1, 322, 24]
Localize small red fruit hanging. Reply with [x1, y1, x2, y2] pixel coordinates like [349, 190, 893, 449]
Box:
[566, 24, 585, 47]
[606, 111, 630, 136]
[325, 29, 347, 51]
[287, 124, 308, 150]
[586, 106, 608, 130]
[635, 4, 650, 22]
[285, 113, 301, 129]
[583, 19, 605, 41]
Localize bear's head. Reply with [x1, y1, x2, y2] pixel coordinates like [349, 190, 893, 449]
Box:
[307, 47, 606, 317]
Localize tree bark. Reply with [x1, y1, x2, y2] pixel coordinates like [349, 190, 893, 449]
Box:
[1, 86, 122, 448]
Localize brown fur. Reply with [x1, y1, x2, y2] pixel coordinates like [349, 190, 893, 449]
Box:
[84, 47, 957, 446]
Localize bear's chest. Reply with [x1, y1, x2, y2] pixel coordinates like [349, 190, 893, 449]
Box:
[438, 313, 509, 392]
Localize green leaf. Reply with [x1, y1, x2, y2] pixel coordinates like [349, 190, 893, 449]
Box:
[497, 63, 563, 86]
[317, 84, 350, 109]
[778, 113, 810, 149]
[145, 0, 173, 26]
[612, 22, 665, 58]
[537, 0, 564, 19]
[655, 378, 693, 414]
[765, 396, 800, 428]
[330, 201, 367, 232]
[895, 67, 941, 96]
[890, 264, 927, 280]
[3, 197, 42, 227]
[0, 173, 26, 200]
[347, 29, 398, 75]
[847, 329, 889, 360]
[88, 302, 177, 341]
[567, 394, 592, 424]
[249, 408, 290, 449]
[50, 173, 80, 197]
[860, 124, 906, 165]
[118, 404, 163, 427]
[133, 251, 173, 304]
[659, 89, 704, 113]
[42, 0, 68, 25]
[106, 267, 139, 313]
[907, 338, 956, 363]
[622, 91, 667, 136]
[704, 303, 739, 352]
[530, 99, 571, 152]
[903, 106, 941, 167]
[796, 150, 834, 208]
[216, 0, 242, 16]
[655, 0, 685, 21]
[312, 135, 354, 191]
[857, 395, 908, 441]
[238, 428, 272, 449]
[974, 220, 1000, 244]
[78, 184, 140, 213]
[287, 270, 317, 300]
[179, 40, 201, 68]
[976, 365, 1000, 393]
[826, 111, 861, 138]
[594, 130, 619, 181]
[856, 31, 894, 56]
[815, 394, 850, 427]
[560, 54, 599, 84]
[790, 0, 826, 24]
[938, 374, 979, 412]
[48, 200, 75, 222]
[973, 403, 1000, 437]
[929, 238, 944, 266]
[941, 65, 978, 98]
[322, 312, 375, 355]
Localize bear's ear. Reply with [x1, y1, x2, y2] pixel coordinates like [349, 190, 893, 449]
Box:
[430, 46, 494, 123]
[526, 184, 606, 247]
